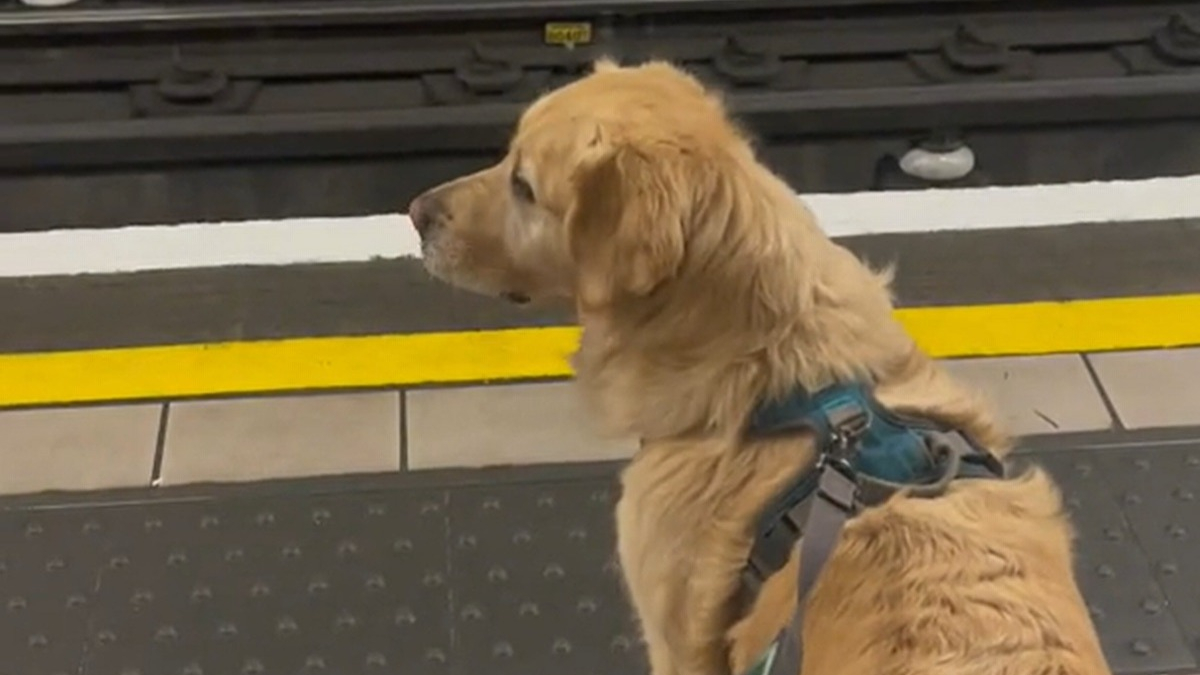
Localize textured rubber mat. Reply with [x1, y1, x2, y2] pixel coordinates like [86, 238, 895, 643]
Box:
[3, 439, 1200, 675]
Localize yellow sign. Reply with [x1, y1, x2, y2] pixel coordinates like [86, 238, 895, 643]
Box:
[544, 21, 593, 47]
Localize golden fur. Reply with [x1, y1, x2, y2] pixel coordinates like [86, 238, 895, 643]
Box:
[408, 59, 1111, 675]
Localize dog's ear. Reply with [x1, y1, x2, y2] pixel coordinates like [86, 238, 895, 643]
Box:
[566, 134, 693, 308]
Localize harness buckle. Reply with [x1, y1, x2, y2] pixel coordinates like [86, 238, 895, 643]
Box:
[824, 399, 869, 462]
[816, 398, 867, 512]
[740, 390, 871, 596]
[744, 497, 809, 588]
[814, 459, 860, 513]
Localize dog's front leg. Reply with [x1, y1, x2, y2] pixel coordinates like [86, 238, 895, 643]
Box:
[616, 491, 735, 675]
[641, 622, 684, 675]
[616, 484, 687, 675]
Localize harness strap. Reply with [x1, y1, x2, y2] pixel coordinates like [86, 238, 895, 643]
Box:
[739, 427, 1001, 600]
[797, 465, 858, 607]
[856, 429, 976, 503]
[765, 465, 858, 675]
[736, 380, 1006, 675]
[746, 433, 1003, 675]
[739, 395, 870, 602]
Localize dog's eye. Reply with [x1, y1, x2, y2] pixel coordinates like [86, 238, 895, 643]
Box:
[510, 171, 536, 203]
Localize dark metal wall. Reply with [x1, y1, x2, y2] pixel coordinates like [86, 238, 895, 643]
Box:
[3, 0, 1200, 231]
[6, 122, 1200, 232]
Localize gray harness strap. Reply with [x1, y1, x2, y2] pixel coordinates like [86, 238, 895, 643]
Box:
[753, 430, 989, 675]
[736, 379, 1007, 675]
[769, 466, 859, 675]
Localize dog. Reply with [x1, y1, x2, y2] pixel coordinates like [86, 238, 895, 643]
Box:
[408, 59, 1111, 675]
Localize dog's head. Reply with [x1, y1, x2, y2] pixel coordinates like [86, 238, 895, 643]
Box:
[408, 59, 746, 311]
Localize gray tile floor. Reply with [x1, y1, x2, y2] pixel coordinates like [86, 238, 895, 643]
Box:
[1088, 347, 1200, 429]
[0, 349, 1196, 495]
[941, 354, 1114, 435]
[406, 381, 636, 469]
[0, 403, 160, 494]
[160, 391, 403, 485]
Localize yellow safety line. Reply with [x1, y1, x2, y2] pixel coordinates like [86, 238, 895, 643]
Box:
[2, 293, 1199, 409]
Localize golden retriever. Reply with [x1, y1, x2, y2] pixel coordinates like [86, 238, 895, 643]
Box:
[408, 59, 1110, 675]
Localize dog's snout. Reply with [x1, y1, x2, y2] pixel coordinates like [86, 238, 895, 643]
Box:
[408, 193, 442, 237]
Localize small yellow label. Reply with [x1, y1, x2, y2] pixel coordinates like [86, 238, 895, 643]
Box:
[544, 21, 593, 47]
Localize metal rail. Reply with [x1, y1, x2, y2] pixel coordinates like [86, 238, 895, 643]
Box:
[1, 0, 1199, 184]
[0, 0, 1022, 33]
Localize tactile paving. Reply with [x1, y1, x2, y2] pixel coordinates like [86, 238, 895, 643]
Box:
[446, 482, 642, 675]
[1033, 451, 1195, 675]
[1090, 443, 1200, 667]
[3, 439, 1200, 675]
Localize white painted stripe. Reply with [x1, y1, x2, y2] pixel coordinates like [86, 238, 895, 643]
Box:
[3, 174, 1200, 278]
[0, 216, 422, 278]
[805, 174, 1200, 236]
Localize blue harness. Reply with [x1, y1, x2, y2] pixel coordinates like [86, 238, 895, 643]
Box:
[738, 381, 1005, 675]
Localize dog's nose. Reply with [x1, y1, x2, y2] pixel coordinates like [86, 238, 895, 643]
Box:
[408, 193, 440, 237]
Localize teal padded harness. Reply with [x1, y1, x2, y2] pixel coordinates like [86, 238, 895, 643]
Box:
[737, 381, 1005, 675]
